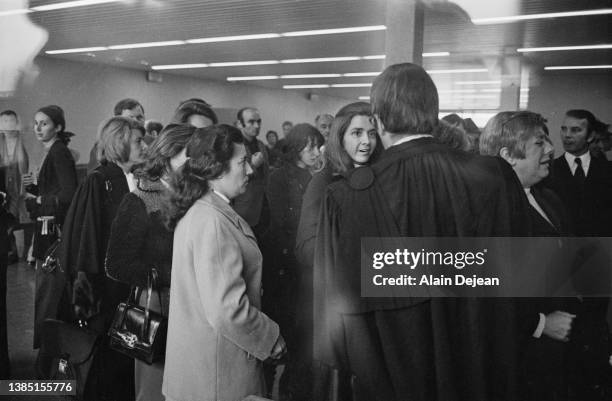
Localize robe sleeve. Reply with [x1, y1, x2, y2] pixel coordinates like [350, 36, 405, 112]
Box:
[61, 172, 105, 276]
[41, 146, 77, 224]
[105, 193, 150, 288]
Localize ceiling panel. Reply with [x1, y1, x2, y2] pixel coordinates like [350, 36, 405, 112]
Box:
[16, 0, 611, 103]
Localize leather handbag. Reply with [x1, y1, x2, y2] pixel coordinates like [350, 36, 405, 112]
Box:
[35, 318, 102, 400]
[108, 268, 167, 365]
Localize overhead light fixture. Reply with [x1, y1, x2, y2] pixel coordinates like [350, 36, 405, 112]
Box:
[427, 68, 488, 74]
[358, 96, 370, 100]
[283, 84, 331, 89]
[544, 65, 612, 70]
[362, 55, 386, 60]
[281, 25, 386, 37]
[281, 74, 342, 79]
[187, 33, 281, 44]
[0, 8, 31, 17]
[152, 63, 209, 70]
[209, 60, 279, 67]
[331, 83, 372, 88]
[455, 80, 501, 85]
[518, 44, 612, 52]
[46, 46, 109, 54]
[343, 72, 380, 77]
[423, 52, 451, 57]
[31, 0, 121, 12]
[281, 56, 362, 63]
[108, 41, 185, 50]
[472, 8, 612, 25]
[227, 76, 279, 81]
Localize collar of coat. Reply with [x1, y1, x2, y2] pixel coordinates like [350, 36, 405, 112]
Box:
[197, 191, 256, 241]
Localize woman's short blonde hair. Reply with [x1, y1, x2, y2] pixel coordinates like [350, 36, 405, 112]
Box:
[96, 116, 144, 164]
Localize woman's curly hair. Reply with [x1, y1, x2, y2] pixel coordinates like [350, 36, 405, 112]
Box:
[164, 124, 243, 229]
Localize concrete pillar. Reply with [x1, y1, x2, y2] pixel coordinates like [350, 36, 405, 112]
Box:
[499, 49, 522, 111]
[384, 0, 424, 67]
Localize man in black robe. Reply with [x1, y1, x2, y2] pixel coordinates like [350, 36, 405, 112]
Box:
[313, 63, 529, 401]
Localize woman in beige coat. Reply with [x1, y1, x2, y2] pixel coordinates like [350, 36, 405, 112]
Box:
[163, 124, 286, 401]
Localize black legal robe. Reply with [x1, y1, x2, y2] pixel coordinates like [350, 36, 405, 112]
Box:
[313, 137, 530, 401]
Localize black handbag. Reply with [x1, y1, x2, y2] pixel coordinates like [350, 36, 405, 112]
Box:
[108, 268, 167, 365]
[35, 318, 102, 400]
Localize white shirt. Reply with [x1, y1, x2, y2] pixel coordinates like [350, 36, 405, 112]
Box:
[124, 172, 136, 192]
[524, 188, 553, 227]
[213, 189, 230, 204]
[564, 152, 591, 176]
[389, 134, 434, 148]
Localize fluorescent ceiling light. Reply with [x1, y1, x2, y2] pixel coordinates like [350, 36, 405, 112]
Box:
[283, 84, 330, 89]
[187, 33, 281, 44]
[281, 56, 361, 63]
[227, 76, 279, 81]
[46, 46, 109, 54]
[108, 41, 185, 50]
[472, 9, 612, 25]
[209, 60, 279, 67]
[31, 0, 121, 12]
[455, 80, 501, 85]
[0, 9, 31, 17]
[358, 96, 370, 100]
[343, 72, 380, 77]
[281, 74, 342, 79]
[281, 25, 386, 37]
[518, 44, 612, 52]
[544, 65, 612, 70]
[362, 55, 386, 60]
[427, 68, 488, 74]
[331, 83, 372, 88]
[423, 52, 450, 57]
[152, 64, 209, 70]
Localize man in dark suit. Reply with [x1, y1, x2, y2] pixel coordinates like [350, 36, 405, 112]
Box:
[548, 109, 612, 236]
[545, 109, 612, 399]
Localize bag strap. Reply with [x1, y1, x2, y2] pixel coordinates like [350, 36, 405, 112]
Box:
[142, 268, 163, 340]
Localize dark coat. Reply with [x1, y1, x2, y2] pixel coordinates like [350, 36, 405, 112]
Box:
[233, 138, 269, 230]
[521, 185, 611, 401]
[29, 140, 77, 258]
[547, 154, 612, 236]
[314, 138, 529, 401]
[59, 161, 134, 401]
[105, 177, 173, 313]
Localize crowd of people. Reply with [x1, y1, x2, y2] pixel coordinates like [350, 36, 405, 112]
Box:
[0, 61, 611, 401]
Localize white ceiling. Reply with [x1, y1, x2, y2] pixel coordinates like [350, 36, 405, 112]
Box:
[27, 0, 612, 105]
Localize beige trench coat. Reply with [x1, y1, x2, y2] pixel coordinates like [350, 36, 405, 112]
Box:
[163, 191, 279, 401]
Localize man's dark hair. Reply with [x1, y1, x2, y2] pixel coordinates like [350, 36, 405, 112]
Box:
[371, 63, 439, 135]
[0, 110, 17, 118]
[565, 109, 598, 135]
[113, 98, 143, 116]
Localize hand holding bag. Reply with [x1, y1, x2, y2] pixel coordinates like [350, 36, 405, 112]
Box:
[108, 268, 167, 365]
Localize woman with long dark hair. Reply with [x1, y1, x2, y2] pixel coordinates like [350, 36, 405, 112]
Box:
[162, 124, 285, 401]
[24, 105, 77, 350]
[106, 123, 196, 401]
